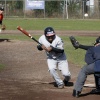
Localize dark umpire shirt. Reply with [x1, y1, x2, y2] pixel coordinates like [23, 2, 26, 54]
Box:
[85, 44, 100, 65]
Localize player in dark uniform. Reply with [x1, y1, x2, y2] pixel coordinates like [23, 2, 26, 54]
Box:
[69, 36, 100, 97]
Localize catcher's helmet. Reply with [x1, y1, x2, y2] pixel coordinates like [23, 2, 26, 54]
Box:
[0, 6, 4, 11]
[94, 37, 100, 45]
[44, 27, 55, 36]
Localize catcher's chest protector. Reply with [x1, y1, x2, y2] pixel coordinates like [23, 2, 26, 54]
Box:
[94, 60, 100, 89]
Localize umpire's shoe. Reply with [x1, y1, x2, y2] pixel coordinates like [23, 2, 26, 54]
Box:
[90, 89, 100, 94]
[72, 89, 81, 98]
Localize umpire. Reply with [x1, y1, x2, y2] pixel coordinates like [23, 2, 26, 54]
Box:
[69, 36, 100, 97]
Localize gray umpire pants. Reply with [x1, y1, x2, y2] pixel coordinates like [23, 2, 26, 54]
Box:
[74, 62, 95, 92]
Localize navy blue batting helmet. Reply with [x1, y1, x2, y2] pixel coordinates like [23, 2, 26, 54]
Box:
[44, 27, 55, 36]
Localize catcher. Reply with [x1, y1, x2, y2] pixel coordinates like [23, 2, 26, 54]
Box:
[69, 36, 100, 97]
[0, 6, 6, 32]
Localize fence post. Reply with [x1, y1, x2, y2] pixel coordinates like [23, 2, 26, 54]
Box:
[4, 0, 6, 18]
[66, 0, 68, 19]
[82, 1, 85, 19]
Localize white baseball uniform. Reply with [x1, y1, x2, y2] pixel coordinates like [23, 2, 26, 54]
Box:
[38, 35, 71, 86]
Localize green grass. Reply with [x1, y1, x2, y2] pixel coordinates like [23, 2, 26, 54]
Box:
[3, 18, 100, 31]
[0, 64, 5, 70]
[0, 34, 41, 41]
[0, 34, 31, 40]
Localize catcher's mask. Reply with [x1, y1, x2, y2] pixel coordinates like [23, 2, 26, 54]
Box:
[94, 37, 100, 45]
[44, 27, 55, 43]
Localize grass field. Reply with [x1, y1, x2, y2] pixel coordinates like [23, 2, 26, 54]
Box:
[0, 19, 100, 68]
[4, 18, 100, 31]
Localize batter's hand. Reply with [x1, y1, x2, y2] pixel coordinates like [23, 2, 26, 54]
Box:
[41, 45, 52, 52]
[46, 47, 52, 52]
[69, 36, 79, 49]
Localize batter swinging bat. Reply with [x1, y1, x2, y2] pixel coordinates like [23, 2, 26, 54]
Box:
[17, 26, 42, 45]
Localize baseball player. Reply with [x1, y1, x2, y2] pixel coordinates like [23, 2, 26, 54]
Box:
[0, 6, 6, 32]
[37, 27, 71, 89]
[69, 36, 100, 97]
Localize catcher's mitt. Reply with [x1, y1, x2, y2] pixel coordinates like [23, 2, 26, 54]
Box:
[69, 36, 79, 49]
[1, 24, 6, 30]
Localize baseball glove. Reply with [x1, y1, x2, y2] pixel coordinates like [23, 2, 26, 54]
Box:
[1, 24, 6, 30]
[69, 36, 79, 49]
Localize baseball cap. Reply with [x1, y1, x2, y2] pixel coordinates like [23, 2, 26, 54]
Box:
[0, 7, 4, 11]
[94, 36, 100, 45]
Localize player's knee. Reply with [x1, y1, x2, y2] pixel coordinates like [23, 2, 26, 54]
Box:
[49, 68, 56, 73]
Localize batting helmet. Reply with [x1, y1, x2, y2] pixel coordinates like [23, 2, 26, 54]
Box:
[44, 27, 55, 36]
[94, 37, 100, 45]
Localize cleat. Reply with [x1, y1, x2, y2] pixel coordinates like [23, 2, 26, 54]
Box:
[63, 79, 68, 86]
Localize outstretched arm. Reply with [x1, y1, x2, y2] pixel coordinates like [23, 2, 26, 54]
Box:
[69, 36, 93, 50]
[79, 45, 93, 50]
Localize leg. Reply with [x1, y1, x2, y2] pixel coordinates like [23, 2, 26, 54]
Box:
[47, 59, 64, 88]
[94, 60, 100, 90]
[58, 60, 71, 84]
[73, 63, 95, 97]
[90, 74, 100, 94]
[94, 74, 100, 89]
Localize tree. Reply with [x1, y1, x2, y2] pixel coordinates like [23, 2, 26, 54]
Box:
[45, 1, 63, 17]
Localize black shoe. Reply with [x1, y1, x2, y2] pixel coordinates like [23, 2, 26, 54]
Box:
[72, 89, 81, 98]
[63, 79, 68, 86]
[90, 89, 100, 94]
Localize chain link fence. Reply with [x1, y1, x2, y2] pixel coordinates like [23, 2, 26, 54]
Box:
[0, 0, 100, 19]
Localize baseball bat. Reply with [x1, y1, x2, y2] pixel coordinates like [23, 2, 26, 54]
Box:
[17, 26, 42, 45]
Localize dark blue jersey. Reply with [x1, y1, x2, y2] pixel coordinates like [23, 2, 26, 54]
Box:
[85, 45, 100, 64]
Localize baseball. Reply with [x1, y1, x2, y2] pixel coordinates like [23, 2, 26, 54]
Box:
[84, 13, 88, 17]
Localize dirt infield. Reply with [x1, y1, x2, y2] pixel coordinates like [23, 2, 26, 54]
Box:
[0, 30, 100, 100]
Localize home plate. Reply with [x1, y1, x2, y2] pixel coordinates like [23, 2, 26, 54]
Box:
[84, 83, 95, 88]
